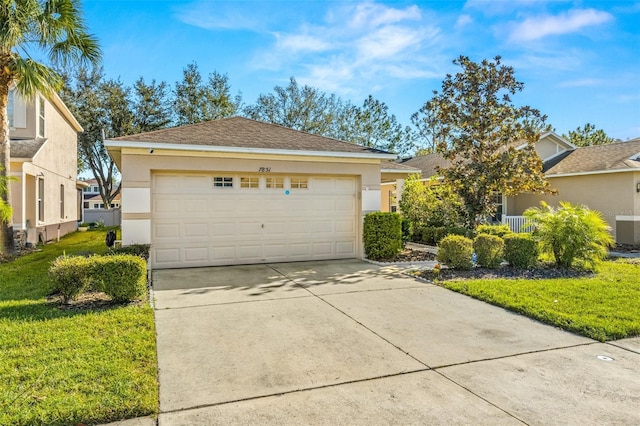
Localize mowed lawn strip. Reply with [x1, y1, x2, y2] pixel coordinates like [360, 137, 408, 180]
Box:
[440, 259, 640, 342]
[0, 231, 158, 426]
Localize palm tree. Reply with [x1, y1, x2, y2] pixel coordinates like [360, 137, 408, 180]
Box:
[0, 0, 101, 253]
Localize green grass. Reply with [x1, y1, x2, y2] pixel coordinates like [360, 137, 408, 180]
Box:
[0, 231, 158, 426]
[440, 259, 640, 342]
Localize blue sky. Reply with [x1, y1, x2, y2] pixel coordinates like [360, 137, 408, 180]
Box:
[82, 0, 640, 140]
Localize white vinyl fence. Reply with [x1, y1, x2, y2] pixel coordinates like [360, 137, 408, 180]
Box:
[502, 216, 534, 233]
[83, 208, 121, 227]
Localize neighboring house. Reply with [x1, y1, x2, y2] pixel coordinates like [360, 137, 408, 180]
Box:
[85, 192, 121, 209]
[385, 132, 640, 244]
[105, 116, 411, 269]
[8, 88, 84, 245]
[81, 178, 121, 208]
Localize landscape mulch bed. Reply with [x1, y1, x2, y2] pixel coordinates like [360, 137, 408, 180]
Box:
[417, 266, 594, 282]
[47, 291, 144, 311]
[379, 248, 437, 263]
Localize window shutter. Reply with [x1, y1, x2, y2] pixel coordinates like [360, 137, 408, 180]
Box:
[13, 92, 27, 128]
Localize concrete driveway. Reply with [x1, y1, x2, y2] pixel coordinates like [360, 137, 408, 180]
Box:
[152, 259, 640, 425]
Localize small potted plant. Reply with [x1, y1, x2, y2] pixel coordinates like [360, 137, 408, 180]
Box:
[78, 222, 90, 232]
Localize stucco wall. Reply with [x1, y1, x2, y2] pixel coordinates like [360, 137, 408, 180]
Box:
[9, 94, 80, 240]
[118, 148, 383, 258]
[511, 172, 635, 241]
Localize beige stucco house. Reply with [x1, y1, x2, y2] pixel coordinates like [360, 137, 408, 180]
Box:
[385, 132, 640, 244]
[8, 89, 84, 245]
[105, 116, 406, 269]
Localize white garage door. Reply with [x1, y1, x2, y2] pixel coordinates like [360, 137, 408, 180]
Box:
[151, 172, 358, 268]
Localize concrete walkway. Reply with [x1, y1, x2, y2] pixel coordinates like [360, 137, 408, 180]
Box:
[151, 260, 640, 425]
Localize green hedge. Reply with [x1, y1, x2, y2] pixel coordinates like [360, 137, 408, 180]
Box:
[437, 235, 474, 270]
[473, 233, 504, 269]
[476, 224, 513, 238]
[364, 212, 402, 261]
[413, 225, 473, 245]
[49, 254, 147, 303]
[48, 256, 94, 303]
[107, 244, 151, 260]
[503, 233, 538, 268]
[92, 255, 148, 302]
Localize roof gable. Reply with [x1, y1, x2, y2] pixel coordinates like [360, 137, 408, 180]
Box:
[546, 139, 640, 175]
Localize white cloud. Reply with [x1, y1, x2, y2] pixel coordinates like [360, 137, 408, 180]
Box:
[508, 8, 613, 42]
[558, 78, 607, 88]
[456, 14, 473, 28]
[274, 33, 332, 53]
[248, 1, 445, 97]
[349, 2, 421, 29]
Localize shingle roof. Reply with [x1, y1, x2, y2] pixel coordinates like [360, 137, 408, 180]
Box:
[545, 139, 640, 175]
[10, 137, 47, 158]
[380, 161, 420, 172]
[110, 116, 390, 155]
[400, 152, 450, 177]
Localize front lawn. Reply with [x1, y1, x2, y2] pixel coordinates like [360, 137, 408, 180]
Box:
[0, 231, 158, 426]
[439, 259, 640, 342]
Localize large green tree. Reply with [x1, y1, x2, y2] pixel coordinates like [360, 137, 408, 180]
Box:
[423, 56, 551, 228]
[0, 0, 100, 253]
[244, 77, 350, 138]
[563, 123, 615, 147]
[351, 95, 412, 155]
[173, 63, 241, 125]
[132, 77, 172, 133]
[60, 67, 129, 209]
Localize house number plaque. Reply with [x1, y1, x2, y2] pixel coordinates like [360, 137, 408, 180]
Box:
[258, 167, 271, 172]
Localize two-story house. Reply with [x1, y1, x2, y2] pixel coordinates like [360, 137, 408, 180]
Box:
[8, 88, 83, 245]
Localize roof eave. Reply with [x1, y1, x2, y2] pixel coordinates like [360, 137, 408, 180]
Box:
[104, 140, 397, 160]
[546, 168, 638, 178]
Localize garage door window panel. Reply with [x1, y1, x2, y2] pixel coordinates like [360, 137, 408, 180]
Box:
[213, 176, 233, 188]
[266, 177, 284, 189]
[240, 177, 260, 189]
[290, 177, 308, 189]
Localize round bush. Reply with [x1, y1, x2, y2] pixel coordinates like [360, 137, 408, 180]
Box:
[437, 235, 474, 270]
[48, 255, 94, 302]
[473, 233, 504, 269]
[93, 255, 148, 302]
[476, 224, 512, 238]
[503, 233, 538, 268]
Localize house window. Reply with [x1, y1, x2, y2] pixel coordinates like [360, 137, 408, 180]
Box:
[37, 178, 45, 222]
[492, 193, 503, 223]
[213, 176, 233, 188]
[290, 177, 308, 189]
[240, 176, 260, 189]
[99, 203, 105, 209]
[110, 203, 116, 208]
[266, 177, 284, 189]
[38, 97, 45, 137]
[83, 201, 89, 208]
[7, 90, 14, 127]
[60, 184, 65, 219]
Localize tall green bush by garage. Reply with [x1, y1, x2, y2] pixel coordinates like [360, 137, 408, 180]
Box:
[364, 212, 402, 261]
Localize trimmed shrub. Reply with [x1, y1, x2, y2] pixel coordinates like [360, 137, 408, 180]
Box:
[473, 234, 504, 269]
[92, 255, 148, 302]
[447, 225, 474, 239]
[363, 212, 403, 261]
[503, 233, 538, 268]
[107, 244, 151, 260]
[401, 217, 411, 246]
[437, 235, 474, 270]
[49, 255, 94, 302]
[49, 254, 147, 303]
[476, 224, 512, 238]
